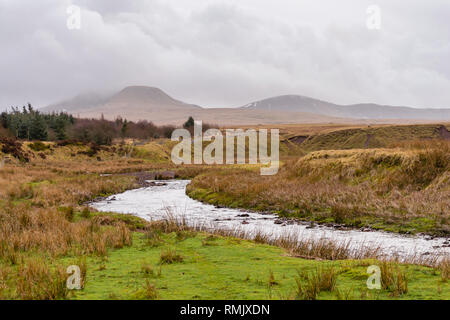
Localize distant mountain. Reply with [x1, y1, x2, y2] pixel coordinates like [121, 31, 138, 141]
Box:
[41, 86, 450, 125]
[43, 86, 201, 115]
[106, 86, 202, 110]
[41, 86, 343, 125]
[42, 92, 110, 113]
[242, 95, 450, 120]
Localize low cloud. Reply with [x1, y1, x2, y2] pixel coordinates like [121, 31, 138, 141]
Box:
[0, 0, 449, 109]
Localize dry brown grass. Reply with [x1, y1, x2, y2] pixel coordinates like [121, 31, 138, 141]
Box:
[15, 259, 68, 300]
[0, 141, 167, 259]
[188, 140, 450, 235]
[0, 265, 10, 299]
[0, 204, 133, 258]
[0, 142, 170, 299]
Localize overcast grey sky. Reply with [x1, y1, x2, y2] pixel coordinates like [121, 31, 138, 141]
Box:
[1, 0, 449, 110]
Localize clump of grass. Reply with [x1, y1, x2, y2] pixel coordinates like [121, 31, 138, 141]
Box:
[80, 207, 91, 219]
[176, 230, 196, 241]
[108, 292, 121, 300]
[143, 280, 159, 300]
[0, 266, 10, 299]
[268, 270, 278, 287]
[28, 141, 49, 152]
[201, 235, 219, 246]
[380, 261, 395, 290]
[111, 223, 133, 249]
[330, 204, 360, 224]
[149, 216, 190, 234]
[254, 231, 269, 244]
[294, 272, 319, 300]
[64, 206, 75, 222]
[334, 287, 354, 300]
[141, 264, 154, 277]
[57, 206, 75, 221]
[316, 265, 338, 291]
[294, 265, 339, 300]
[0, 245, 21, 266]
[132, 280, 159, 300]
[276, 234, 375, 261]
[16, 259, 68, 300]
[97, 264, 106, 271]
[394, 269, 408, 296]
[160, 248, 184, 264]
[141, 263, 162, 278]
[438, 259, 449, 282]
[77, 257, 87, 289]
[379, 261, 408, 296]
[7, 184, 35, 200]
[144, 229, 163, 247]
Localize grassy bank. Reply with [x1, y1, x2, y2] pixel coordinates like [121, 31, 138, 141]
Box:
[73, 231, 448, 300]
[1, 219, 447, 300]
[297, 124, 449, 151]
[187, 140, 450, 236]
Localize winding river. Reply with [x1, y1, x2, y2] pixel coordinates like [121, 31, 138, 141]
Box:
[91, 180, 449, 262]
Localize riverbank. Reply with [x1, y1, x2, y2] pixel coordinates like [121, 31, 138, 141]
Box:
[187, 141, 450, 236]
[91, 180, 450, 263]
[73, 230, 449, 300]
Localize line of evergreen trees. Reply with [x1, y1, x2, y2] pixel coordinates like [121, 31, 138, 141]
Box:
[0, 104, 177, 145]
[0, 104, 74, 141]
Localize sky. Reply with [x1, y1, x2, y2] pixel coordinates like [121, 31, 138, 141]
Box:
[1, 0, 449, 110]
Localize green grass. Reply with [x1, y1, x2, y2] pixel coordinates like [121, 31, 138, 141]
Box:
[67, 232, 448, 300]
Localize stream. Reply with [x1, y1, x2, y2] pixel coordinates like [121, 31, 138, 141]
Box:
[90, 180, 449, 261]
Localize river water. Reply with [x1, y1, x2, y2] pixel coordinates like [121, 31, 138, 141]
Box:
[90, 180, 449, 262]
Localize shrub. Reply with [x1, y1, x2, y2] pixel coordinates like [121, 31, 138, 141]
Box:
[0, 137, 30, 162]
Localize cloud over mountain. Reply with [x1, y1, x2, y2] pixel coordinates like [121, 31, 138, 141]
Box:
[1, 0, 450, 110]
